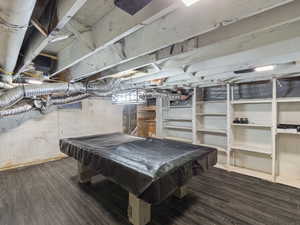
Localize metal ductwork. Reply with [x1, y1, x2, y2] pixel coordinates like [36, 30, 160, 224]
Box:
[0, 82, 13, 89]
[0, 102, 33, 118]
[0, 80, 117, 109]
[0, 93, 90, 119]
[50, 93, 90, 105]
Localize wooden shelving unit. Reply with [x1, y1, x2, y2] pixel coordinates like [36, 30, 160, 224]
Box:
[193, 86, 229, 158]
[156, 78, 300, 189]
[165, 126, 192, 131]
[231, 144, 272, 155]
[197, 113, 227, 116]
[160, 97, 193, 143]
[137, 104, 156, 137]
[232, 123, 272, 128]
[197, 128, 227, 134]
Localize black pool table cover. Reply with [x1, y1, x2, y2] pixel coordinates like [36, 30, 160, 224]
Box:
[60, 133, 217, 204]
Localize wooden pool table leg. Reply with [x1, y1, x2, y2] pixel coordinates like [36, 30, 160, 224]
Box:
[128, 193, 151, 225]
[77, 161, 94, 184]
[173, 185, 189, 199]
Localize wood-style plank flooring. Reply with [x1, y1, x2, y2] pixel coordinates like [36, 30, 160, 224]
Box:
[0, 158, 300, 225]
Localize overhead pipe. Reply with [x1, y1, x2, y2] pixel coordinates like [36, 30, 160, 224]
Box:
[0, 80, 117, 109]
[0, 82, 13, 89]
[50, 93, 90, 105]
[0, 0, 37, 73]
[0, 102, 33, 118]
[0, 93, 90, 119]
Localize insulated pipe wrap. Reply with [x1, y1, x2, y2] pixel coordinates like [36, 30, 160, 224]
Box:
[51, 93, 90, 105]
[0, 80, 115, 109]
[24, 83, 86, 97]
[0, 87, 24, 108]
[0, 82, 13, 89]
[0, 103, 33, 117]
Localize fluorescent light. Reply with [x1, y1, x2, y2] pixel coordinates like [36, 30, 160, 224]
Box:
[182, 0, 200, 6]
[254, 65, 275, 72]
[26, 79, 43, 85]
[50, 34, 70, 43]
[112, 89, 146, 105]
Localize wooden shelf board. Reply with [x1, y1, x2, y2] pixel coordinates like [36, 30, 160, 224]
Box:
[169, 106, 192, 109]
[231, 99, 272, 104]
[197, 100, 226, 104]
[277, 97, 300, 103]
[232, 123, 272, 128]
[165, 136, 192, 143]
[276, 176, 300, 189]
[197, 128, 227, 135]
[164, 118, 192, 121]
[277, 129, 300, 135]
[164, 126, 192, 131]
[197, 113, 227, 117]
[228, 166, 273, 181]
[138, 109, 156, 112]
[231, 144, 272, 155]
[198, 144, 227, 152]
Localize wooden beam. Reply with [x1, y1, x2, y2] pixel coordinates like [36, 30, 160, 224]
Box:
[51, 0, 183, 76]
[39, 52, 58, 60]
[31, 18, 48, 37]
[16, 0, 87, 76]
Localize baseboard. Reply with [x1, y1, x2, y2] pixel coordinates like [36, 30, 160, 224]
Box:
[0, 154, 68, 172]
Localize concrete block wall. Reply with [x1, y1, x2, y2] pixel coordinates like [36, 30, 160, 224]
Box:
[0, 99, 123, 169]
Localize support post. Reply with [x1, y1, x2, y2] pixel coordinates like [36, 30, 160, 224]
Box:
[173, 185, 189, 199]
[271, 78, 278, 182]
[128, 193, 151, 225]
[226, 83, 232, 171]
[77, 161, 95, 184]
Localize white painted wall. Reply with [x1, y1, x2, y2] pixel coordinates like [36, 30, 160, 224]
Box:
[0, 99, 123, 169]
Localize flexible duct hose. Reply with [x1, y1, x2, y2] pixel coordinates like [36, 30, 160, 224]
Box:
[0, 82, 13, 89]
[0, 102, 33, 118]
[51, 93, 90, 105]
[0, 80, 115, 109]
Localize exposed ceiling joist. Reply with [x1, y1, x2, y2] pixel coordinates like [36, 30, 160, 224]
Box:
[51, 0, 183, 77]
[16, 0, 87, 75]
[58, 0, 294, 81]
[115, 14, 300, 88]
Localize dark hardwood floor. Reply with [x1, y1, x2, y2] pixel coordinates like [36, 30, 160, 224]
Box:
[1, 158, 300, 225]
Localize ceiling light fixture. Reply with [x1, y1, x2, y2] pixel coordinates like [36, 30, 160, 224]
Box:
[182, 0, 200, 6]
[50, 34, 71, 43]
[254, 65, 275, 72]
[26, 79, 43, 85]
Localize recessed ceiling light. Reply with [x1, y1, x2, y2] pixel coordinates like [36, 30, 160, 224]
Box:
[254, 65, 275, 72]
[182, 0, 200, 6]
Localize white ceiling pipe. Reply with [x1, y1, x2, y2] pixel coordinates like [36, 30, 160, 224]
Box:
[0, 0, 36, 73]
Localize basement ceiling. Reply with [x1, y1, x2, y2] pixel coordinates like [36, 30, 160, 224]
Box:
[0, 0, 299, 88]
